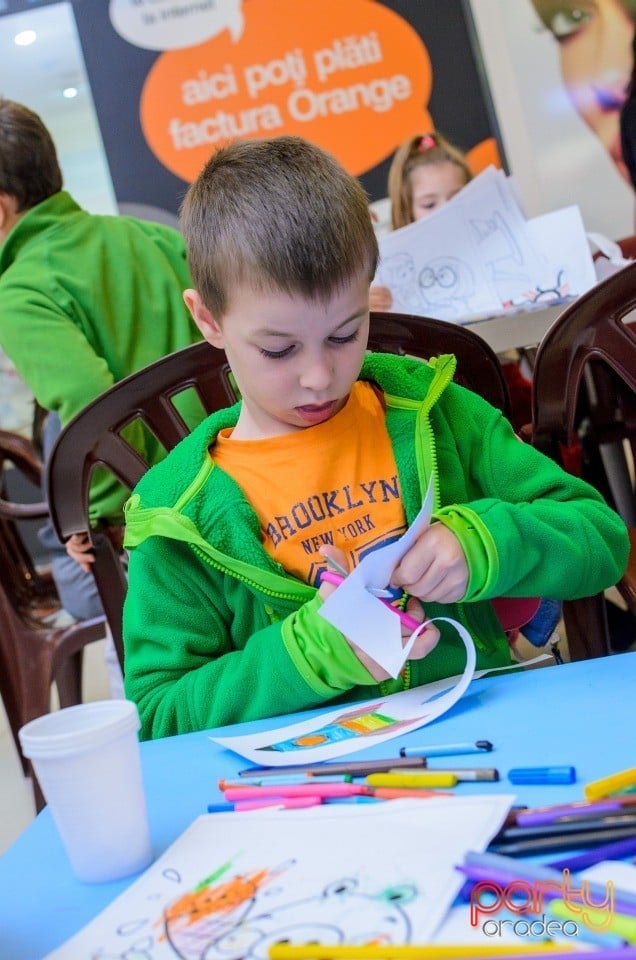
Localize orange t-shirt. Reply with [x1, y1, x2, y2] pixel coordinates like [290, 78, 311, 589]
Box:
[212, 381, 407, 586]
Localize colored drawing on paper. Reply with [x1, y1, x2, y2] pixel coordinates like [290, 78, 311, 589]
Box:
[156, 862, 417, 959]
[45, 800, 514, 960]
[260, 703, 425, 753]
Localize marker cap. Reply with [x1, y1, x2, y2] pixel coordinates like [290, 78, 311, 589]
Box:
[508, 765, 576, 785]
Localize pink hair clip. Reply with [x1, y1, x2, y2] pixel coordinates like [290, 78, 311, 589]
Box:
[417, 134, 436, 152]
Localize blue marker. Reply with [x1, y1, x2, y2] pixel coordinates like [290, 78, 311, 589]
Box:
[508, 765, 576, 785]
[399, 740, 493, 758]
[207, 802, 236, 814]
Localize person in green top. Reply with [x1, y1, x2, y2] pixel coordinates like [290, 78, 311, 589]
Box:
[0, 98, 202, 637]
[123, 135, 629, 740]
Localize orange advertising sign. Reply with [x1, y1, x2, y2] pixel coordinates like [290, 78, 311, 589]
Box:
[140, 0, 433, 182]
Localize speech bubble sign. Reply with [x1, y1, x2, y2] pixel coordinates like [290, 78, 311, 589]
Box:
[109, 0, 244, 52]
[140, 0, 432, 182]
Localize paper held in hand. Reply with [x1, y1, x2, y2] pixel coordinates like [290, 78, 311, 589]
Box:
[374, 166, 598, 323]
[317, 474, 435, 678]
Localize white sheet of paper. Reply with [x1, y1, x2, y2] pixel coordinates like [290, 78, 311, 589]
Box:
[524, 206, 597, 298]
[317, 476, 434, 677]
[211, 655, 548, 767]
[213, 623, 476, 765]
[44, 796, 515, 960]
[374, 167, 597, 322]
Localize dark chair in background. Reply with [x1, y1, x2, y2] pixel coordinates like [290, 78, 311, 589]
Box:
[531, 262, 636, 660]
[45, 312, 514, 671]
[0, 429, 106, 810]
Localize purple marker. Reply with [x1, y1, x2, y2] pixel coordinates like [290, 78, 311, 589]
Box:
[517, 799, 623, 826]
[548, 834, 636, 873]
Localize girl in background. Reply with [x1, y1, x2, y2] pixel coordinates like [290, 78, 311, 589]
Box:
[370, 131, 532, 437]
[370, 132, 471, 311]
[389, 131, 472, 229]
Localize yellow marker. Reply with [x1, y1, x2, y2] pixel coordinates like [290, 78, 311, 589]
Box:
[550, 899, 636, 944]
[365, 772, 458, 789]
[268, 942, 574, 959]
[584, 767, 636, 801]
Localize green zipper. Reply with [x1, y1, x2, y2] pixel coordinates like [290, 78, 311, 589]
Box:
[190, 542, 314, 606]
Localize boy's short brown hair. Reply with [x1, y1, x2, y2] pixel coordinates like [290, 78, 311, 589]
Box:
[180, 135, 378, 317]
[0, 98, 63, 211]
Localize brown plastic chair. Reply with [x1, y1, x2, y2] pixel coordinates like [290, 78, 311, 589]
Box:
[531, 263, 636, 660]
[0, 430, 106, 810]
[45, 313, 513, 671]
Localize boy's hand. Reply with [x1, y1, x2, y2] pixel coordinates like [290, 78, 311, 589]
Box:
[390, 522, 468, 604]
[319, 546, 440, 683]
[65, 531, 95, 573]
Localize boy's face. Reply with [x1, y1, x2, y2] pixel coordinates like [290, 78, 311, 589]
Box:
[184, 270, 371, 440]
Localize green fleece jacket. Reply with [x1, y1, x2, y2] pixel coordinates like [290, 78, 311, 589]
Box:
[123, 352, 629, 740]
[0, 191, 201, 522]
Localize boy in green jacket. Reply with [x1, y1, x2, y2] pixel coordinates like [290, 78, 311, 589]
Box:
[123, 136, 629, 740]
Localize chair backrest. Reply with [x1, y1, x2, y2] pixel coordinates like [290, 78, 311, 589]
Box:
[531, 263, 636, 660]
[532, 261, 636, 457]
[46, 312, 512, 668]
[0, 430, 54, 609]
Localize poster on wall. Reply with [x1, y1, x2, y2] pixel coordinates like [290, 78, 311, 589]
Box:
[17, 0, 503, 218]
[467, 0, 636, 240]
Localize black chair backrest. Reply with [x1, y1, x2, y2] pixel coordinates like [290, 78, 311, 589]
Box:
[46, 312, 511, 667]
[530, 264, 636, 660]
[532, 261, 636, 457]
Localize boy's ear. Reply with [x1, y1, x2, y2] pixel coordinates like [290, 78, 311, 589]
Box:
[0, 193, 21, 242]
[183, 289, 225, 348]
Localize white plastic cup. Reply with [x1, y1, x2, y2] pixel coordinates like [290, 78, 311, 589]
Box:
[18, 699, 153, 883]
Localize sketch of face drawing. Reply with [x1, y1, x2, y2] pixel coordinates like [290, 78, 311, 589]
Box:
[162, 868, 416, 960]
[383, 252, 415, 288]
[418, 256, 475, 316]
[529, 0, 636, 182]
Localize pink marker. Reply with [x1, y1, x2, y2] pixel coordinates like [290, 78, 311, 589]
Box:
[319, 570, 423, 632]
[233, 796, 323, 812]
[223, 782, 369, 801]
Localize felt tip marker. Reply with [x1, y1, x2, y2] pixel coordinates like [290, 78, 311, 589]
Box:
[366, 772, 458, 789]
[399, 740, 493, 758]
[584, 766, 636, 801]
[233, 796, 322, 812]
[224, 783, 368, 801]
[490, 824, 636, 857]
[497, 813, 636, 840]
[394, 767, 499, 782]
[371, 787, 456, 800]
[219, 775, 351, 788]
[268, 942, 579, 958]
[239, 756, 427, 778]
[548, 834, 636, 872]
[508, 766, 576, 785]
[516, 799, 624, 826]
[207, 796, 323, 813]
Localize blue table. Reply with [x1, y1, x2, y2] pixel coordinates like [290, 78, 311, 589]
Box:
[1, 652, 634, 960]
